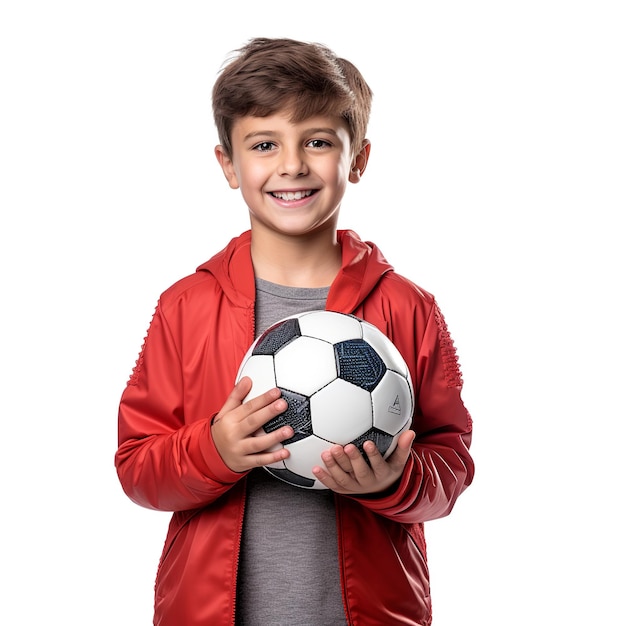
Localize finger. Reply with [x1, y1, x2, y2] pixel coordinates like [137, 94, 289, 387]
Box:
[313, 453, 355, 492]
[320, 448, 360, 490]
[343, 443, 377, 482]
[386, 430, 416, 471]
[396, 429, 416, 455]
[243, 393, 288, 437]
[234, 375, 253, 400]
[251, 424, 294, 453]
[321, 446, 355, 475]
[311, 464, 340, 490]
[214, 381, 285, 430]
[242, 384, 284, 414]
[361, 440, 385, 470]
[215, 377, 254, 420]
[327, 444, 354, 473]
[228, 436, 292, 474]
[253, 445, 291, 468]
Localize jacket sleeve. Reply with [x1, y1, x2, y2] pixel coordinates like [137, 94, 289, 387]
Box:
[355, 300, 474, 524]
[114, 301, 242, 512]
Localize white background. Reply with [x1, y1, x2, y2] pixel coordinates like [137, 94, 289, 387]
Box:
[1, 1, 624, 624]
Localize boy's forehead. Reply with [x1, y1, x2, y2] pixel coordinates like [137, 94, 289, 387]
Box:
[232, 111, 349, 135]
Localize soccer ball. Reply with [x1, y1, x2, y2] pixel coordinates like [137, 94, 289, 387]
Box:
[235, 310, 414, 490]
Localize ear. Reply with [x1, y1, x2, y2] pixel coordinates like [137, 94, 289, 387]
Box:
[349, 139, 371, 184]
[214, 145, 240, 189]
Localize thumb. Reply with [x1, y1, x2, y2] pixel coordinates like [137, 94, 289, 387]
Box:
[226, 376, 253, 409]
[214, 377, 253, 424]
[388, 429, 415, 469]
[397, 429, 416, 451]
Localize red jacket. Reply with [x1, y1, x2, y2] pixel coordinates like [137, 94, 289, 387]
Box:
[115, 230, 474, 626]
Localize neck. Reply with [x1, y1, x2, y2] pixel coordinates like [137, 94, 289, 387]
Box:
[250, 230, 341, 288]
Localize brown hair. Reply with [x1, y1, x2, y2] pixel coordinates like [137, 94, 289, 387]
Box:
[212, 38, 373, 158]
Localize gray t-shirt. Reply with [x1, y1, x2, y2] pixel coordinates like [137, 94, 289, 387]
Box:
[235, 279, 346, 625]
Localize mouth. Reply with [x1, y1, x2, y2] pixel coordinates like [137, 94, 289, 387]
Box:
[269, 189, 315, 201]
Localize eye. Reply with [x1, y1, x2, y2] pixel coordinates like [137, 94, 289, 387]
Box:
[307, 138, 332, 149]
[253, 141, 276, 152]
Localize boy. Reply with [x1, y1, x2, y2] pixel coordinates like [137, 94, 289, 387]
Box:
[115, 37, 474, 626]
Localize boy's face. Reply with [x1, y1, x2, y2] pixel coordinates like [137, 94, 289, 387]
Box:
[215, 111, 368, 239]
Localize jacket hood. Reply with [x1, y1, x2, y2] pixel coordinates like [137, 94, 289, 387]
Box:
[195, 230, 394, 313]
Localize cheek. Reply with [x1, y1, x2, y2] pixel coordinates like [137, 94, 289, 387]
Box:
[237, 160, 269, 190]
[330, 162, 351, 192]
[336, 154, 353, 181]
[318, 158, 346, 184]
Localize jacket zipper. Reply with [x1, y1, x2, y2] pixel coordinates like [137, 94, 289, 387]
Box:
[231, 306, 257, 624]
[230, 477, 247, 625]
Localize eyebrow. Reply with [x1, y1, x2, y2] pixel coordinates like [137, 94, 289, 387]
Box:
[242, 127, 340, 142]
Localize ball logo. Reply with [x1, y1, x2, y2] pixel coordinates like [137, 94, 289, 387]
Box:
[388, 395, 402, 415]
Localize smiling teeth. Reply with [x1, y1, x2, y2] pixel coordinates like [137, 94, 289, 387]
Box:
[273, 190, 312, 201]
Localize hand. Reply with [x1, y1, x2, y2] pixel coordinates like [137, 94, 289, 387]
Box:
[211, 377, 293, 473]
[311, 430, 416, 495]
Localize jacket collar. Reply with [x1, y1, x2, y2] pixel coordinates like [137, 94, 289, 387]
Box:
[196, 230, 393, 313]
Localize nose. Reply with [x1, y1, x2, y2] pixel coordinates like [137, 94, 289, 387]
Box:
[278, 145, 308, 177]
